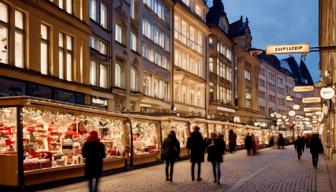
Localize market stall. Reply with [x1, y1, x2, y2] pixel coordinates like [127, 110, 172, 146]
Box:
[0, 97, 128, 186]
[161, 118, 190, 157]
[131, 117, 161, 166]
[191, 120, 208, 138]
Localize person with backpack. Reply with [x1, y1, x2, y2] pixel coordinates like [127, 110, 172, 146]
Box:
[162, 130, 180, 182]
[82, 131, 106, 192]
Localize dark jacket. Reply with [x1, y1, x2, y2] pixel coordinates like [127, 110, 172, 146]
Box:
[310, 135, 323, 154]
[245, 136, 252, 149]
[82, 141, 106, 178]
[187, 131, 205, 162]
[206, 138, 226, 162]
[294, 138, 305, 152]
[162, 134, 180, 160]
[278, 136, 285, 146]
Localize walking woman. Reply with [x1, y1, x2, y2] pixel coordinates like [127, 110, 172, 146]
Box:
[206, 132, 226, 184]
[162, 130, 180, 182]
[82, 131, 106, 192]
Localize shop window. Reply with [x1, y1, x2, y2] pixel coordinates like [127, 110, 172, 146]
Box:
[0, 2, 8, 64]
[115, 63, 121, 87]
[40, 24, 49, 75]
[99, 64, 108, 88]
[131, 120, 159, 155]
[15, 10, 24, 68]
[0, 107, 17, 154]
[90, 61, 97, 86]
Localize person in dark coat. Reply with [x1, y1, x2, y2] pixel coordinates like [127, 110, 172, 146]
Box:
[162, 130, 180, 182]
[278, 134, 285, 149]
[228, 129, 237, 153]
[244, 133, 252, 156]
[269, 136, 274, 148]
[206, 132, 226, 184]
[82, 131, 106, 192]
[309, 134, 324, 168]
[187, 126, 205, 181]
[294, 136, 305, 160]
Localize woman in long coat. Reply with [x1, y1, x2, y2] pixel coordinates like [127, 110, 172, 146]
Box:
[162, 130, 180, 182]
[82, 131, 106, 192]
[206, 132, 225, 184]
[187, 126, 205, 181]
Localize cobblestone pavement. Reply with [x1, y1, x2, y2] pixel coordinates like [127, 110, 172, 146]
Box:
[41, 146, 327, 192]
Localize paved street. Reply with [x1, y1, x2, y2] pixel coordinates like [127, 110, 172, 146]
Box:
[41, 146, 334, 192]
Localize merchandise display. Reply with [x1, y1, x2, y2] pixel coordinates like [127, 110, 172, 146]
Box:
[132, 120, 159, 155]
[0, 107, 17, 154]
[191, 122, 208, 138]
[21, 107, 126, 171]
[167, 121, 189, 148]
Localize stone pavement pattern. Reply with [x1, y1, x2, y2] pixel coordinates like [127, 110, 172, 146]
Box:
[41, 146, 333, 192]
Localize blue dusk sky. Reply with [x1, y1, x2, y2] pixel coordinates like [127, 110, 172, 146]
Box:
[207, 0, 320, 83]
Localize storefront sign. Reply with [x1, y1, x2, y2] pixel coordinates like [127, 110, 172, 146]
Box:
[293, 105, 300, 110]
[303, 107, 321, 112]
[320, 87, 335, 100]
[302, 97, 321, 103]
[266, 44, 310, 55]
[293, 85, 314, 92]
[92, 97, 107, 106]
[288, 110, 296, 117]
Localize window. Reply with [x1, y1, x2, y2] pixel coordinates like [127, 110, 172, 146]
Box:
[244, 70, 251, 80]
[115, 63, 121, 87]
[259, 106, 265, 115]
[90, 0, 97, 20]
[130, 32, 137, 51]
[209, 57, 214, 72]
[89, 36, 107, 55]
[15, 10, 24, 68]
[195, 5, 202, 17]
[59, 33, 73, 81]
[0, 2, 9, 64]
[259, 79, 265, 87]
[90, 61, 97, 86]
[246, 92, 252, 109]
[115, 24, 123, 44]
[131, 0, 135, 19]
[143, 0, 166, 21]
[100, 3, 107, 29]
[130, 68, 137, 91]
[182, 0, 190, 7]
[40, 24, 49, 75]
[142, 19, 168, 51]
[99, 64, 107, 88]
[65, 0, 72, 14]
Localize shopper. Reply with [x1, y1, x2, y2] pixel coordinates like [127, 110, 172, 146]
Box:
[294, 136, 305, 160]
[162, 130, 180, 182]
[309, 134, 324, 168]
[206, 132, 225, 184]
[187, 126, 205, 181]
[269, 136, 274, 148]
[228, 129, 237, 153]
[244, 133, 253, 156]
[251, 134, 257, 155]
[278, 134, 285, 149]
[82, 131, 106, 192]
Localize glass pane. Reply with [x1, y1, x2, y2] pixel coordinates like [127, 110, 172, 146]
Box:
[90, 61, 96, 85]
[100, 3, 107, 28]
[15, 11, 24, 29]
[0, 76, 25, 96]
[40, 42, 48, 75]
[0, 107, 17, 153]
[59, 50, 64, 79]
[66, 53, 72, 81]
[66, 0, 72, 14]
[15, 32, 24, 68]
[41, 24, 48, 40]
[59, 33, 63, 47]
[0, 2, 8, 23]
[59, 0, 64, 9]
[0, 27, 8, 64]
[99, 64, 107, 88]
[115, 64, 121, 87]
[90, 0, 97, 20]
[66, 35, 72, 51]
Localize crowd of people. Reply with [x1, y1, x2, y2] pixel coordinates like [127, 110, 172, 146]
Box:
[80, 127, 324, 191]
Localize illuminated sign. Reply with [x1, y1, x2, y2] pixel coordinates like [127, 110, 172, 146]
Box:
[293, 85, 314, 92]
[266, 44, 310, 55]
[320, 87, 335, 100]
[303, 107, 321, 112]
[288, 111, 296, 117]
[286, 96, 294, 101]
[293, 105, 300, 110]
[302, 97, 321, 103]
[92, 97, 107, 106]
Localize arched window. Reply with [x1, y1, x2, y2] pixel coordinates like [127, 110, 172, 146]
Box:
[115, 63, 121, 87]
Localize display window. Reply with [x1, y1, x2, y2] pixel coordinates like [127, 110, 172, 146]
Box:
[131, 120, 160, 155]
[164, 121, 189, 148]
[191, 122, 207, 138]
[21, 107, 127, 172]
[0, 107, 17, 154]
[215, 124, 223, 134]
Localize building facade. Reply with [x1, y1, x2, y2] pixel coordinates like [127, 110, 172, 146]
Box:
[205, 0, 235, 120]
[229, 17, 259, 124]
[173, 0, 209, 116]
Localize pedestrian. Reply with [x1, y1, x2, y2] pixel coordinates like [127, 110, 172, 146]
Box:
[206, 132, 226, 184]
[162, 130, 180, 182]
[228, 129, 237, 153]
[187, 126, 205, 181]
[82, 131, 106, 192]
[251, 134, 257, 155]
[309, 134, 324, 168]
[244, 133, 252, 156]
[294, 136, 304, 160]
[269, 136, 274, 148]
[278, 134, 285, 149]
